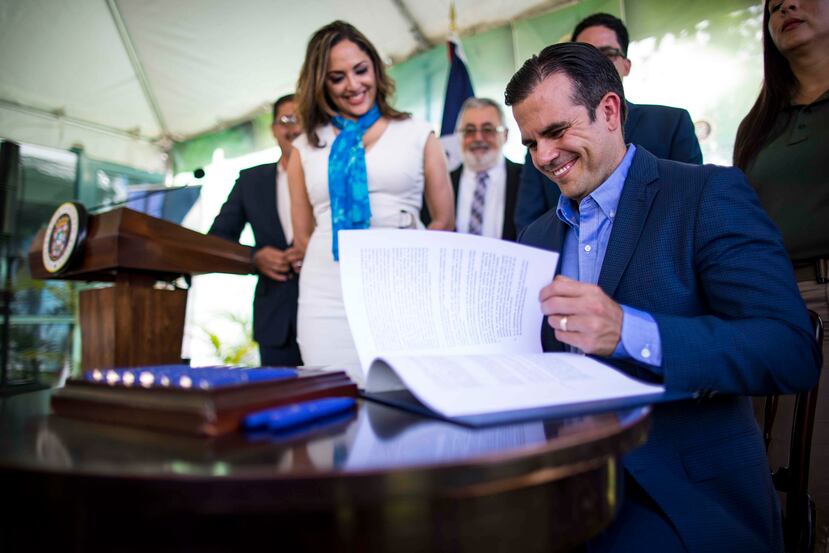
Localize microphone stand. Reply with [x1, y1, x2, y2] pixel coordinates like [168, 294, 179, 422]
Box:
[87, 183, 195, 215]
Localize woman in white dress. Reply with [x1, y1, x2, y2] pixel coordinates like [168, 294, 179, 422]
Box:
[288, 21, 455, 377]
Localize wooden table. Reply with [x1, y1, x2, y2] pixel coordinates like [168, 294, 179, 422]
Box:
[0, 389, 651, 552]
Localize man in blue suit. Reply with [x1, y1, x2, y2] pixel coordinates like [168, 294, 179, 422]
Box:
[506, 43, 820, 552]
[209, 94, 303, 366]
[514, 13, 702, 232]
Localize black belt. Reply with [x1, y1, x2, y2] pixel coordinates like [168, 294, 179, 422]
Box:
[794, 258, 829, 283]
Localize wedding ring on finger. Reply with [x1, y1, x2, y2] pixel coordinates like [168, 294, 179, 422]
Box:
[559, 316, 568, 332]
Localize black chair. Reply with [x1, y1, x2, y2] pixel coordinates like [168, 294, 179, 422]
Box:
[763, 310, 823, 553]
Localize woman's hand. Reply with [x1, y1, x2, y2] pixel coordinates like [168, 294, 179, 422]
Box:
[286, 245, 305, 273]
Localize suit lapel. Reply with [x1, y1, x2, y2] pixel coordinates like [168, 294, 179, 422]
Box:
[450, 166, 462, 200]
[530, 210, 567, 273]
[536, 212, 567, 352]
[502, 158, 520, 240]
[552, 218, 567, 273]
[597, 148, 659, 297]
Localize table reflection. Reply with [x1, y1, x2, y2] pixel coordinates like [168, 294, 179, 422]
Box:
[2, 390, 645, 479]
[344, 400, 547, 469]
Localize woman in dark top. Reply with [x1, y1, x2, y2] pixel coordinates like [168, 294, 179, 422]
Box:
[735, 0, 829, 265]
[734, 0, 829, 548]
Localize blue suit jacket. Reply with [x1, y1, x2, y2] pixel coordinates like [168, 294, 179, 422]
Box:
[520, 148, 820, 552]
[208, 162, 298, 348]
[515, 101, 703, 232]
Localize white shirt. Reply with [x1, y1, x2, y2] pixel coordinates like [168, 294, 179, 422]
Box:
[455, 158, 507, 239]
[275, 163, 293, 245]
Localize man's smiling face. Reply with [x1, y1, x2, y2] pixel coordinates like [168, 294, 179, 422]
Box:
[512, 71, 623, 203]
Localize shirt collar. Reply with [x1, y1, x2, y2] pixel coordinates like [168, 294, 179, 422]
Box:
[786, 89, 829, 110]
[462, 156, 506, 180]
[556, 144, 637, 230]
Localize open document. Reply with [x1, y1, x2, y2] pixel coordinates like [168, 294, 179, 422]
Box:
[339, 230, 685, 426]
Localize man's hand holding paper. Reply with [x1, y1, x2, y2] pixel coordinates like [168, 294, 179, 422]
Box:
[539, 275, 623, 357]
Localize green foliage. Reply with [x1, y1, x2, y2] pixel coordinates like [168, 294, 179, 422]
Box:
[199, 311, 258, 366]
[9, 264, 76, 378]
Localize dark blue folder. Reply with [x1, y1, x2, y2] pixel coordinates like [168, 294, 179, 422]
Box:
[361, 388, 695, 428]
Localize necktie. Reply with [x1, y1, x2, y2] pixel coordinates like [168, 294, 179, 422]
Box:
[468, 170, 488, 235]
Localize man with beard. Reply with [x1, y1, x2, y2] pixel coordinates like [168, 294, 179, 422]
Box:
[209, 94, 304, 366]
[424, 97, 522, 240]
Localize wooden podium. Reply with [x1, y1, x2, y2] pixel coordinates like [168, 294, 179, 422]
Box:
[28, 208, 252, 371]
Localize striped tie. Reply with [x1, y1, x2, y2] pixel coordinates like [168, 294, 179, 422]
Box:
[468, 170, 488, 235]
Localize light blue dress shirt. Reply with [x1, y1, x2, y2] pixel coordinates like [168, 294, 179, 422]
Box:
[556, 144, 663, 370]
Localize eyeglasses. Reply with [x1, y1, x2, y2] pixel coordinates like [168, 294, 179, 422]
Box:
[276, 114, 298, 126]
[598, 46, 626, 60]
[460, 125, 505, 138]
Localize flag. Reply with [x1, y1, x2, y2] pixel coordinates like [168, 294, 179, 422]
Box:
[440, 35, 475, 136]
[439, 4, 474, 170]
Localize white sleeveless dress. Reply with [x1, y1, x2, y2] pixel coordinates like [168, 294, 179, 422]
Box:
[293, 117, 434, 379]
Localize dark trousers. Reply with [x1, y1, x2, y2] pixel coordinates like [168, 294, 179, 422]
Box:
[259, 335, 302, 367]
[583, 471, 687, 552]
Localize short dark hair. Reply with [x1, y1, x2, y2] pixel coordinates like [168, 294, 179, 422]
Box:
[572, 13, 629, 56]
[504, 42, 626, 124]
[272, 94, 296, 122]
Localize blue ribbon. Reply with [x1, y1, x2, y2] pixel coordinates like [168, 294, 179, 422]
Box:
[328, 104, 381, 261]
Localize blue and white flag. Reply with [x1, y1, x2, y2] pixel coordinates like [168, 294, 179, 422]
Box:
[440, 35, 475, 136]
[440, 34, 474, 171]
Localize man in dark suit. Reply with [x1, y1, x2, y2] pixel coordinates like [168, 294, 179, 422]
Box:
[209, 94, 303, 366]
[506, 42, 819, 552]
[514, 12, 702, 232]
[452, 97, 522, 241]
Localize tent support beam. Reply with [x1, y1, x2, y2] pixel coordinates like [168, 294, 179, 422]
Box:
[0, 98, 157, 144]
[389, 0, 432, 51]
[105, 0, 170, 137]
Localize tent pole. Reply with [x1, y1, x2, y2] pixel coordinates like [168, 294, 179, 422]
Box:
[105, 0, 169, 138]
[389, 0, 432, 52]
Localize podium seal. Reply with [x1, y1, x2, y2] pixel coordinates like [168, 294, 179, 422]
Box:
[42, 201, 88, 274]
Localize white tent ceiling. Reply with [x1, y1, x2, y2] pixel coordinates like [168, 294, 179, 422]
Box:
[0, 0, 564, 173]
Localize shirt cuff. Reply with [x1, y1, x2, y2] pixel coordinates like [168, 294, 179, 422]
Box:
[611, 305, 663, 371]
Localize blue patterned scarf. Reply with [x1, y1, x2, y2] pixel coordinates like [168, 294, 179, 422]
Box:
[328, 104, 381, 260]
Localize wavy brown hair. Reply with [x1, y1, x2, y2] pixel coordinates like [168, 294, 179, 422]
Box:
[296, 20, 408, 147]
[733, 0, 797, 170]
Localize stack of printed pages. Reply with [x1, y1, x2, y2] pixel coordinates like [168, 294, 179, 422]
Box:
[339, 230, 690, 427]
